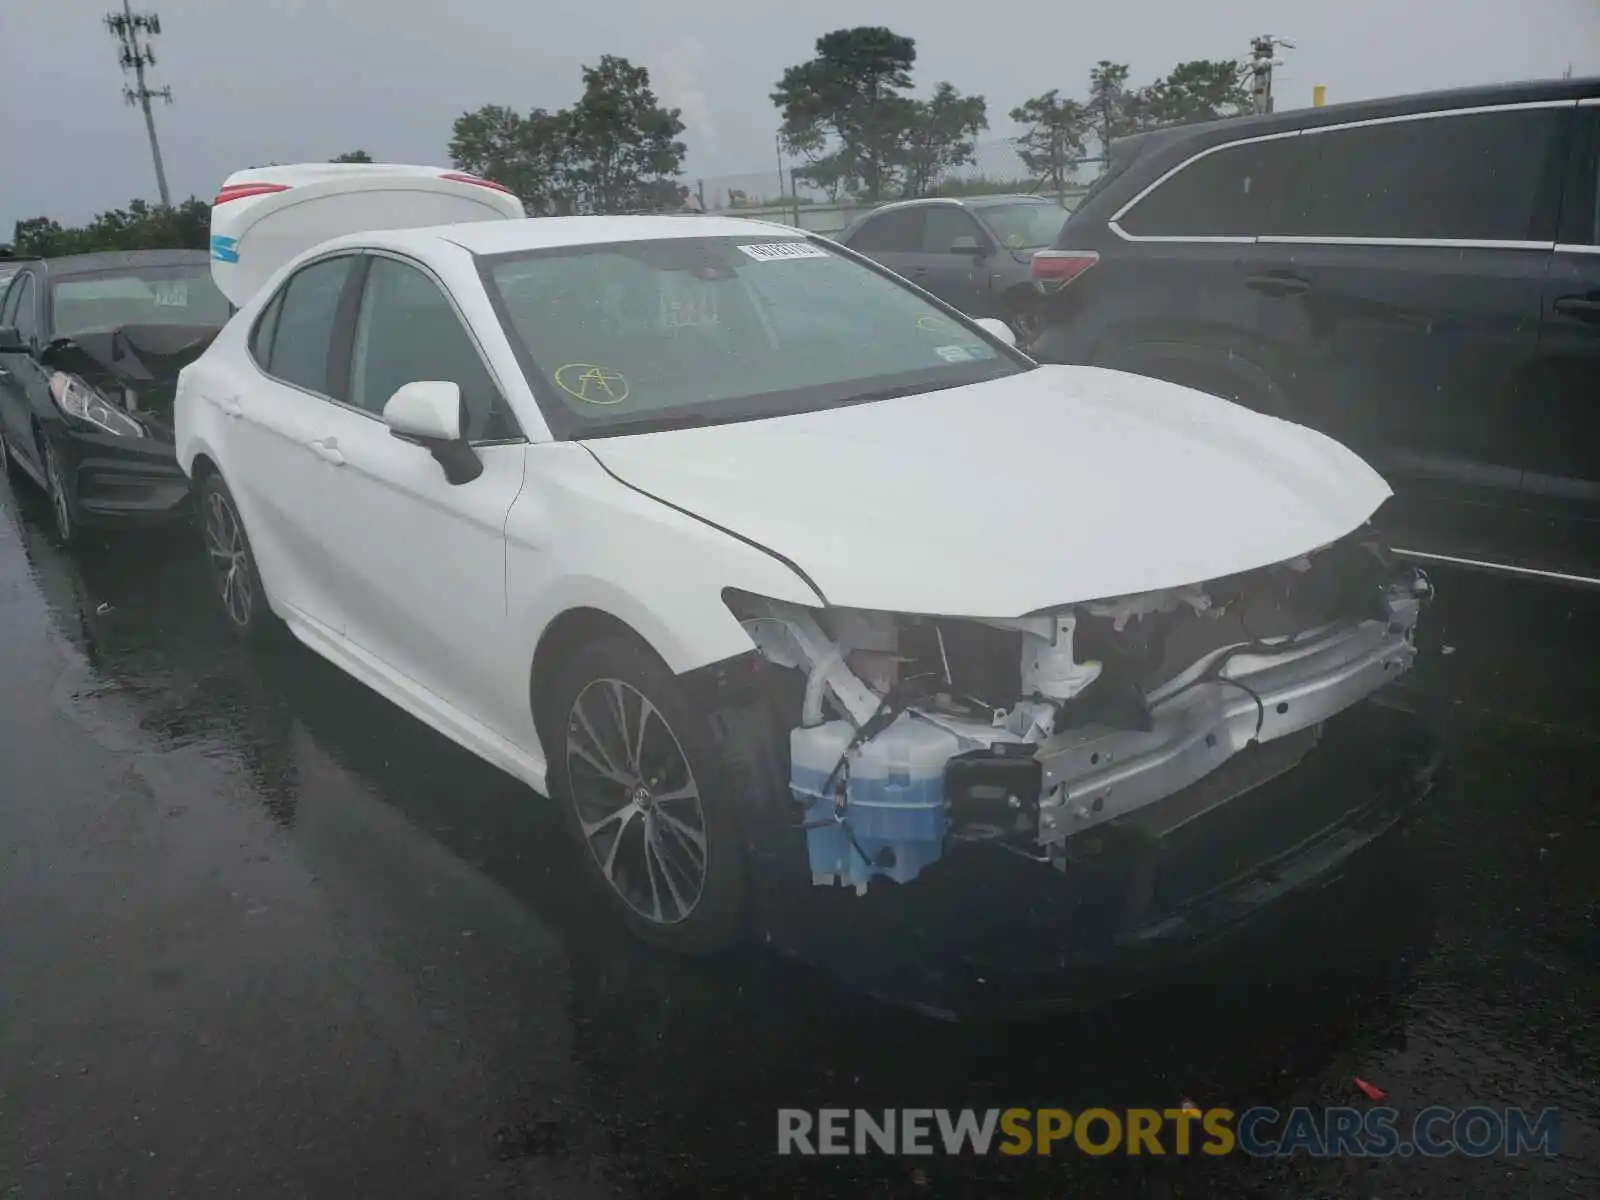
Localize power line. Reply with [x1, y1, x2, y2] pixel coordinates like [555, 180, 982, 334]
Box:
[105, 0, 172, 207]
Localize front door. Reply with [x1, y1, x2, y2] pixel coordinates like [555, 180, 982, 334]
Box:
[909, 205, 992, 315]
[312, 253, 526, 731]
[219, 253, 362, 633]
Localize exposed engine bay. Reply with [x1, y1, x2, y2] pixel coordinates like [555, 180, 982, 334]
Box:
[727, 534, 1431, 893]
[41, 324, 220, 439]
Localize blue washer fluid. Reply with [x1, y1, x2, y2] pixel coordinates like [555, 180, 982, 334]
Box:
[790, 714, 961, 891]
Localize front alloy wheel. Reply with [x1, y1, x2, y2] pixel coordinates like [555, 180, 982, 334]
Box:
[42, 441, 76, 544]
[550, 638, 745, 952]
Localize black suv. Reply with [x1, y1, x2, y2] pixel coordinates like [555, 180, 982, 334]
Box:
[1029, 77, 1600, 586]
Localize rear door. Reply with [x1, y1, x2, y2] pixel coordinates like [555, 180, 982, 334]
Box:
[310, 252, 526, 731]
[1525, 100, 1600, 573]
[841, 207, 925, 284]
[1251, 103, 1570, 542]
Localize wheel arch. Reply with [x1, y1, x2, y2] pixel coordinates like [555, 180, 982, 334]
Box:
[528, 606, 669, 746]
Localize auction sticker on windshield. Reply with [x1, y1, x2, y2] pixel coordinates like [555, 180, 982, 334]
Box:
[737, 242, 830, 262]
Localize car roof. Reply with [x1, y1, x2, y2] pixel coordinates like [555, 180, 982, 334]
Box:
[1109, 73, 1600, 159]
[39, 248, 212, 278]
[368, 213, 806, 257]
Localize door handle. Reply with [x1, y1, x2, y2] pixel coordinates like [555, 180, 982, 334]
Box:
[308, 438, 344, 465]
[1553, 296, 1600, 321]
[1245, 274, 1310, 297]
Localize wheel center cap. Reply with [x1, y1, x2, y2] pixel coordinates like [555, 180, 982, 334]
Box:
[631, 783, 654, 810]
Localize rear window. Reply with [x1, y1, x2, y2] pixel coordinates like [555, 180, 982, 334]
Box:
[51, 263, 230, 339]
[980, 202, 1069, 250]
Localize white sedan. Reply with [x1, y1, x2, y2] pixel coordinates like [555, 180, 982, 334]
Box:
[174, 164, 1430, 954]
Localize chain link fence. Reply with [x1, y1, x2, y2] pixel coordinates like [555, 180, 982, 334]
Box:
[628, 138, 1105, 232]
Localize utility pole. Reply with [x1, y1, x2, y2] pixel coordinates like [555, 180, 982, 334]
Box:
[105, 0, 172, 207]
[1246, 34, 1295, 115]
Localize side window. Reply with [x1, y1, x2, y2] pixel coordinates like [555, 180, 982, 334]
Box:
[264, 255, 355, 395]
[348, 256, 516, 442]
[1119, 136, 1301, 238]
[9, 275, 38, 343]
[1285, 108, 1569, 242]
[919, 207, 983, 253]
[249, 290, 284, 366]
[0, 276, 20, 326]
[849, 209, 925, 253]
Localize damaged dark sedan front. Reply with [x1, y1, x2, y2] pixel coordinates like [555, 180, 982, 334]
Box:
[0, 250, 229, 544]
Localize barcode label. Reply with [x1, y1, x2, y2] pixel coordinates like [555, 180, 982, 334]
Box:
[736, 242, 829, 262]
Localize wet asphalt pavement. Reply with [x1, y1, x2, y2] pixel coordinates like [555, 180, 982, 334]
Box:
[0, 476, 1596, 1200]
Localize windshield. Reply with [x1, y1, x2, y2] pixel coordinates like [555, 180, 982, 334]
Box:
[50, 263, 231, 340]
[480, 235, 1025, 438]
[980, 202, 1069, 251]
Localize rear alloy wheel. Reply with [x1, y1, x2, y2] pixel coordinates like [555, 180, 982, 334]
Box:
[42, 440, 77, 545]
[547, 638, 745, 953]
[199, 473, 274, 640]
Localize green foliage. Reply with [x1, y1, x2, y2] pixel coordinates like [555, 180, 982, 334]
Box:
[12, 198, 210, 258]
[1138, 60, 1251, 125]
[1009, 89, 1089, 191]
[449, 56, 686, 215]
[330, 149, 374, 163]
[772, 26, 986, 202]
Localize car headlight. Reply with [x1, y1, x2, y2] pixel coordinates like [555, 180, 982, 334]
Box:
[48, 372, 144, 438]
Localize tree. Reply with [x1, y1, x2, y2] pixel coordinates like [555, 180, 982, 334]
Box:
[1087, 61, 1139, 163]
[1009, 88, 1089, 193]
[899, 83, 988, 198]
[449, 56, 685, 216]
[772, 26, 918, 202]
[331, 149, 374, 163]
[449, 104, 573, 214]
[563, 55, 686, 214]
[1137, 60, 1251, 126]
[12, 197, 210, 257]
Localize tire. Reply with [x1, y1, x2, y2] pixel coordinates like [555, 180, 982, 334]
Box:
[197, 472, 276, 641]
[42, 439, 78, 546]
[0, 423, 14, 484]
[544, 636, 746, 953]
[1001, 294, 1043, 347]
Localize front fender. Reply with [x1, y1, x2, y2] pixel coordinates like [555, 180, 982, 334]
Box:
[504, 444, 821, 754]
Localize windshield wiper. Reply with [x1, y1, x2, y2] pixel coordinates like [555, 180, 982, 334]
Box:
[825, 379, 968, 408]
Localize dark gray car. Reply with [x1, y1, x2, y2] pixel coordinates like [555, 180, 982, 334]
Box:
[837, 195, 1068, 338]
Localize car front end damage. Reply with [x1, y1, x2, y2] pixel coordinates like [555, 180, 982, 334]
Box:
[707, 533, 1441, 1015]
[38, 325, 215, 526]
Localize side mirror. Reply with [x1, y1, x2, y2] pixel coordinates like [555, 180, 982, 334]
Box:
[0, 325, 24, 353]
[382, 380, 483, 484]
[973, 316, 1017, 348]
[949, 235, 988, 257]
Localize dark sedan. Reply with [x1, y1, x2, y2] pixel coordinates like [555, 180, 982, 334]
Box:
[836, 194, 1069, 338]
[0, 249, 230, 544]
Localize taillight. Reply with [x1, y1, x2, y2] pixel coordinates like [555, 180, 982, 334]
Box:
[1030, 249, 1099, 295]
[440, 171, 517, 196]
[214, 182, 291, 206]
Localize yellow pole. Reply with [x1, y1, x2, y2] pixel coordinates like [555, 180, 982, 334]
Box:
[1313, 85, 1326, 107]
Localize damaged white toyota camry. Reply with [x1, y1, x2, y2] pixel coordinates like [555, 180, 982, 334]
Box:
[176, 164, 1437, 972]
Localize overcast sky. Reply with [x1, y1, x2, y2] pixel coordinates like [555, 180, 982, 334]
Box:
[2, 0, 1597, 235]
